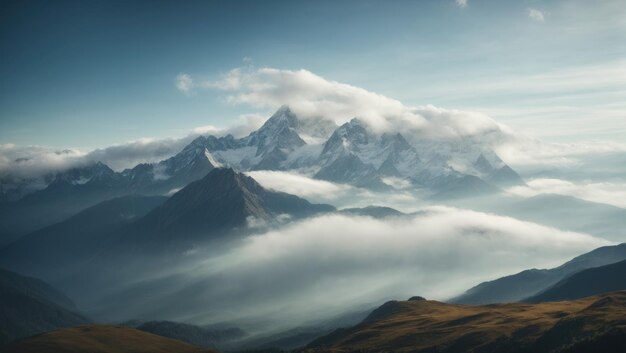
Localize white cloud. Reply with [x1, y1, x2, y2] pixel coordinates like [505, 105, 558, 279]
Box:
[202, 68, 244, 91]
[151, 208, 608, 329]
[528, 8, 546, 22]
[179, 66, 626, 170]
[246, 170, 353, 201]
[507, 178, 626, 208]
[246, 170, 422, 211]
[381, 176, 412, 190]
[456, 0, 467, 8]
[190, 113, 266, 139]
[192, 67, 514, 148]
[175, 73, 194, 93]
[0, 113, 269, 179]
[0, 144, 87, 179]
[0, 139, 191, 179]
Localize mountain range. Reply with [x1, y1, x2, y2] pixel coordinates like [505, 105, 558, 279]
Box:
[0, 106, 523, 245]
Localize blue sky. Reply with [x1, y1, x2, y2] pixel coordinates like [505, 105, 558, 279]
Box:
[1, 0, 624, 149]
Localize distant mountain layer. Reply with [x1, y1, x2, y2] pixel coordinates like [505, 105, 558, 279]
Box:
[450, 243, 626, 304]
[0, 195, 167, 281]
[526, 259, 626, 303]
[449, 193, 626, 242]
[0, 268, 88, 344]
[306, 291, 626, 353]
[0, 325, 217, 353]
[339, 205, 404, 218]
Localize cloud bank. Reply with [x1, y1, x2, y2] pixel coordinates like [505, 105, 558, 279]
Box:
[0, 138, 191, 179]
[199, 67, 510, 143]
[139, 207, 608, 330]
[246, 170, 422, 211]
[0, 115, 266, 179]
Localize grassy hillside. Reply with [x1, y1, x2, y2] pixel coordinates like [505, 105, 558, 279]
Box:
[0, 325, 218, 353]
[306, 292, 626, 353]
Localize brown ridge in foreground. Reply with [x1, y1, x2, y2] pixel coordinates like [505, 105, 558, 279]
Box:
[0, 325, 218, 353]
[305, 291, 626, 353]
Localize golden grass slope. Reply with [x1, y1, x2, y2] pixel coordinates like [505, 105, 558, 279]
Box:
[306, 291, 626, 353]
[0, 324, 218, 353]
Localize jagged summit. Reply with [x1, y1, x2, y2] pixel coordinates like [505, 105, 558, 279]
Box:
[52, 161, 118, 186]
[244, 105, 306, 157]
[474, 154, 494, 175]
[319, 118, 367, 157]
[472, 152, 524, 187]
[266, 105, 300, 129]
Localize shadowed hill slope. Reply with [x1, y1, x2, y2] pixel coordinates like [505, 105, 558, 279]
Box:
[450, 243, 626, 304]
[0, 268, 88, 344]
[525, 259, 626, 303]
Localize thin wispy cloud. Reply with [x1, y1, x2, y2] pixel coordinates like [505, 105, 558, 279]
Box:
[507, 179, 626, 209]
[410, 60, 626, 142]
[527, 8, 546, 22]
[455, 0, 467, 9]
[175, 73, 194, 93]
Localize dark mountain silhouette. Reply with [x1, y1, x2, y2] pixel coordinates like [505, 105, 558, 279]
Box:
[430, 174, 499, 199]
[525, 259, 626, 303]
[0, 195, 167, 280]
[0, 268, 88, 344]
[451, 243, 626, 304]
[126, 168, 335, 247]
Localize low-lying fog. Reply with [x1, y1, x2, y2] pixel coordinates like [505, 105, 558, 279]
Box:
[92, 206, 609, 336]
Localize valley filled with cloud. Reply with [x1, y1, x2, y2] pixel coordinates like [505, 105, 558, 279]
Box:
[1, 1, 625, 351]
